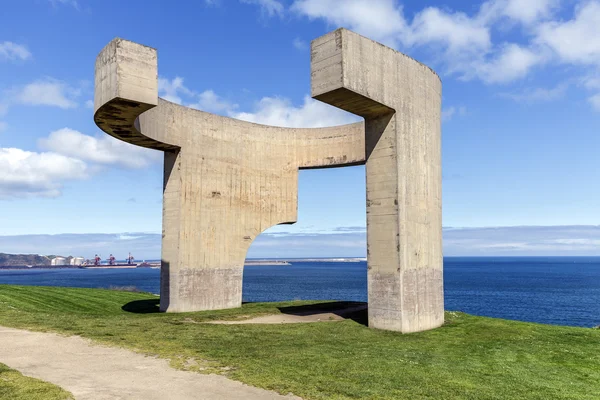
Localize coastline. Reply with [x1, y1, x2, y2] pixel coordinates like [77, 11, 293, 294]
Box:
[0, 258, 368, 270]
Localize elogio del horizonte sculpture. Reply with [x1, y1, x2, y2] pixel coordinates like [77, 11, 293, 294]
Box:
[94, 28, 443, 333]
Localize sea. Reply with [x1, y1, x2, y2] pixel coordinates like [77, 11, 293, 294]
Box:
[1, 257, 599, 328]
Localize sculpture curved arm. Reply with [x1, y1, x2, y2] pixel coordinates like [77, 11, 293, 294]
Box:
[94, 39, 178, 151]
[94, 38, 367, 168]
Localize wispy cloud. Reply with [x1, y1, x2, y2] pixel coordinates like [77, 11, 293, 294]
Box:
[0, 148, 89, 199]
[240, 0, 284, 18]
[39, 128, 162, 169]
[293, 38, 308, 50]
[235, 0, 600, 108]
[158, 77, 238, 114]
[444, 225, 600, 256]
[49, 0, 79, 10]
[500, 83, 569, 103]
[589, 93, 600, 111]
[188, 90, 239, 114]
[3, 225, 600, 259]
[442, 106, 467, 121]
[232, 95, 360, 128]
[1, 128, 161, 200]
[158, 76, 360, 128]
[290, 0, 546, 84]
[0, 42, 31, 62]
[2, 78, 82, 113]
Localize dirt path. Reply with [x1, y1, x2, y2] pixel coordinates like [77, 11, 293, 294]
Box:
[0, 326, 300, 400]
[208, 304, 368, 325]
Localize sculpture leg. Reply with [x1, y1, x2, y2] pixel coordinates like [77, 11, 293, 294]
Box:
[365, 114, 444, 333]
[159, 150, 244, 312]
[310, 29, 444, 333]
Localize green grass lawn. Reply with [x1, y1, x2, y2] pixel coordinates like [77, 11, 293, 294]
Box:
[0, 362, 73, 400]
[0, 285, 599, 399]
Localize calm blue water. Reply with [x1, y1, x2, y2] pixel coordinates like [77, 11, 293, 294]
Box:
[1, 257, 599, 328]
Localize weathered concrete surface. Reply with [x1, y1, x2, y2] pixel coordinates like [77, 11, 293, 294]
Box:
[94, 28, 442, 333]
[312, 29, 444, 333]
[0, 326, 301, 400]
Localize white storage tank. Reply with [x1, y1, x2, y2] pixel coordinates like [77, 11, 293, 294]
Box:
[70, 257, 85, 266]
[51, 257, 67, 266]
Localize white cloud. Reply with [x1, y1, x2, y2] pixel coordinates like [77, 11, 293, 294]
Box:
[291, 0, 543, 83]
[479, 0, 560, 25]
[410, 5, 546, 83]
[501, 0, 559, 23]
[501, 83, 569, 103]
[293, 38, 308, 50]
[49, 0, 79, 9]
[0, 147, 88, 199]
[241, 0, 284, 17]
[442, 106, 467, 122]
[442, 107, 456, 121]
[553, 238, 600, 245]
[158, 76, 192, 105]
[582, 74, 600, 90]
[232, 95, 360, 128]
[85, 99, 94, 109]
[536, 1, 600, 66]
[0, 79, 83, 127]
[10, 78, 80, 109]
[38, 128, 162, 169]
[119, 234, 142, 240]
[0, 127, 161, 200]
[444, 225, 600, 256]
[188, 90, 238, 114]
[471, 44, 543, 83]
[159, 75, 360, 126]
[292, 0, 407, 47]
[409, 7, 491, 54]
[158, 77, 237, 114]
[589, 93, 600, 111]
[0, 122, 6, 132]
[236, 0, 600, 89]
[0, 42, 31, 61]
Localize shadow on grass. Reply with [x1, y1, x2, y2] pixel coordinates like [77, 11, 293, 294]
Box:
[277, 301, 368, 326]
[122, 298, 369, 326]
[122, 298, 160, 314]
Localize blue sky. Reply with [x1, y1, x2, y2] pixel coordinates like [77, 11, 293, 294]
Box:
[1, 0, 599, 258]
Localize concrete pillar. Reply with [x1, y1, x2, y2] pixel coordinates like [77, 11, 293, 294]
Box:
[311, 29, 444, 333]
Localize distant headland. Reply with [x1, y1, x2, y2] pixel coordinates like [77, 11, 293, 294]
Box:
[0, 253, 63, 268]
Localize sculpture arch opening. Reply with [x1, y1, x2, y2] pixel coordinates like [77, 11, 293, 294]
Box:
[243, 165, 367, 305]
[245, 165, 367, 259]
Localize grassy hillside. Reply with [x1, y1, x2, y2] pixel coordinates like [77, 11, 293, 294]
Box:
[0, 253, 52, 267]
[0, 285, 598, 399]
[0, 363, 73, 400]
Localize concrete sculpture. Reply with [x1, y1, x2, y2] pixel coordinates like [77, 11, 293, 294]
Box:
[94, 29, 443, 333]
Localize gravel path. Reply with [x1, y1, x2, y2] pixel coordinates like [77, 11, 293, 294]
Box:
[0, 326, 301, 400]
